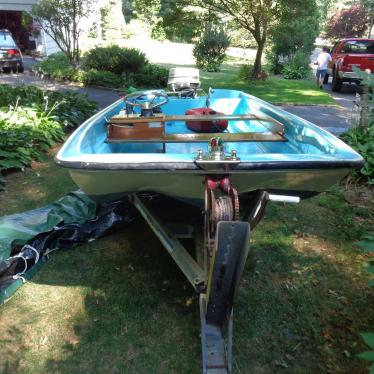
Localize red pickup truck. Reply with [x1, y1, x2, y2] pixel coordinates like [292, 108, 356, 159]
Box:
[327, 38, 374, 92]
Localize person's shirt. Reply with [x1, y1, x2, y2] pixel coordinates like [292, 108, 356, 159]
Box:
[316, 52, 332, 70]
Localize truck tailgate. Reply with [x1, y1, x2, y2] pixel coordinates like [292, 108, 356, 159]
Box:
[343, 54, 374, 71]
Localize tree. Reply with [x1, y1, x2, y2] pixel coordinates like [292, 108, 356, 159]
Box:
[268, 0, 320, 73]
[363, 0, 374, 37]
[32, 0, 92, 68]
[325, 4, 367, 39]
[194, 0, 278, 78]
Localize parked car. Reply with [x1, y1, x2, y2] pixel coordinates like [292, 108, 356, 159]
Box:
[0, 29, 24, 74]
[326, 38, 374, 92]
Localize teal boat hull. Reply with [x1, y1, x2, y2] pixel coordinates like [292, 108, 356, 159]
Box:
[56, 89, 363, 203]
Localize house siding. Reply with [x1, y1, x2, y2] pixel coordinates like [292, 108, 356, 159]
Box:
[0, 0, 38, 11]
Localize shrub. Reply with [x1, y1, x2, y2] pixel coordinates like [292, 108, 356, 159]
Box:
[339, 68, 374, 185]
[340, 124, 374, 185]
[83, 45, 148, 75]
[0, 106, 65, 173]
[33, 52, 81, 81]
[282, 51, 311, 80]
[130, 64, 169, 88]
[193, 24, 230, 72]
[0, 84, 97, 129]
[239, 63, 268, 81]
[0, 84, 97, 187]
[83, 69, 122, 88]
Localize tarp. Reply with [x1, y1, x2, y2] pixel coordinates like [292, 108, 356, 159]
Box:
[0, 191, 135, 303]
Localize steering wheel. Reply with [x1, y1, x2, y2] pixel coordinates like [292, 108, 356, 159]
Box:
[124, 90, 169, 110]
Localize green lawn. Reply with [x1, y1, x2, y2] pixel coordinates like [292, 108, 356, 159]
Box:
[163, 62, 336, 105]
[0, 149, 373, 374]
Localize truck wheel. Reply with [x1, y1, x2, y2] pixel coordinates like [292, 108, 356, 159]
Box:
[15, 64, 24, 73]
[323, 73, 329, 84]
[2, 67, 11, 74]
[332, 71, 342, 92]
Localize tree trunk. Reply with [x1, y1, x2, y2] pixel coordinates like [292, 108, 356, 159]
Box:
[252, 39, 265, 79]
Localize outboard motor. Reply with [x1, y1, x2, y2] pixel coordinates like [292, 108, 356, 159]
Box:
[167, 68, 200, 98]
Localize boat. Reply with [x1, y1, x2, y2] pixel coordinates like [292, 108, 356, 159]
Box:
[56, 85, 362, 205]
[55, 68, 363, 373]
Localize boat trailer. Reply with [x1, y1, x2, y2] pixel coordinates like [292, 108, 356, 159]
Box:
[129, 139, 300, 373]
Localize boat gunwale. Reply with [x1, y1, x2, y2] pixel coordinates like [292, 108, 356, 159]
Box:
[55, 158, 363, 171]
[55, 89, 364, 171]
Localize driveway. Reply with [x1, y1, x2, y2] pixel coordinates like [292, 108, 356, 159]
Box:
[278, 52, 359, 135]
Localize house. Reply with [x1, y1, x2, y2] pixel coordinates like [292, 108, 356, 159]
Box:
[0, 0, 126, 57]
[0, 0, 59, 56]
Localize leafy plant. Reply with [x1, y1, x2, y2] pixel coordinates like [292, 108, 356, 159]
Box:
[340, 124, 374, 185]
[267, 0, 320, 75]
[83, 69, 122, 88]
[0, 106, 65, 174]
[282, 51, 311, 80]
[193, 23, 230, 72]
[355, 233, 374, 373]
[83, 45, 148, 75]
[0, 84, 97, 129]
[129, 64, 169, 88]
[0, 84, 97, 184]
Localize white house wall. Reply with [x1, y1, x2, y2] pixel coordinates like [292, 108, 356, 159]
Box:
[0, 0, 37, 11]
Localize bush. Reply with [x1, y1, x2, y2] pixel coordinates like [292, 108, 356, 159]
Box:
[129, 64, 169, 88]
[33, 52, 81, 81]
[0, 84, 98, 187]
[340, 124, 374, 185]
[83, 69, 122, 88]
[33, 51, 169, 89]
[83, 45, 148, 75]
[0, 84, 97, 129]
[282, 51, 311, 80]
[0, 106, 65, 173]
[193, 24, 230, 72]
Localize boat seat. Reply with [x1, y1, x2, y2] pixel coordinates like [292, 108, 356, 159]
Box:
[105, 114, 287, 143]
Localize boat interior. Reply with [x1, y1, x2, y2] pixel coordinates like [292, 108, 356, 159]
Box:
[70, 89, 350, 160]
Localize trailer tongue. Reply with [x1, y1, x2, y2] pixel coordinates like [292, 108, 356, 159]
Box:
[130, 156, 300, 373]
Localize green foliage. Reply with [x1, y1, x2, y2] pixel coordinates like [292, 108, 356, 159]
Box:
[126, 64, 169, 88]
[267, 0, 320, 74]
[282, 51, 311, 80]
[238, 63, 268, 81]
[341, 124, 374, 185]
[83, 46, 148, 75]
[31, 0, 91, 67]
[83, 69, 122, 88]
[356, 233, 374, 374]
[239, 63, 255, 81]
[160, 0, 204, 43]
[35, 51, 167, 89]
[0, 83, 97, 186]
[151, 20, 166, 41]
[0, 107, 65, 171]
[0, 84, 97, 129]
[193, 24, 230, 72]
[340, 69, 374, 184]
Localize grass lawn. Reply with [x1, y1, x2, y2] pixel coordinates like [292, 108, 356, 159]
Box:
[0, 148, 373, 374]
[163, 62, 336, 106]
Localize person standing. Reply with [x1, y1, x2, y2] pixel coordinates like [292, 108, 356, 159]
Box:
[315, 47, 332, 88]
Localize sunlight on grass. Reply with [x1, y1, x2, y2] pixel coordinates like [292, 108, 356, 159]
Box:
[198, 63, 336, 105]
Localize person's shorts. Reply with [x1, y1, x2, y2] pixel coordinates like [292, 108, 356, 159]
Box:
[316, 69, 327, 79]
